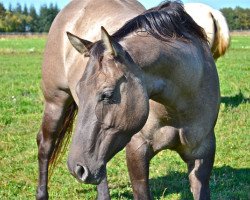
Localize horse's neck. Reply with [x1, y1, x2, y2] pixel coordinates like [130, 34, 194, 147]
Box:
[121, 34, 162, 69]
[121, 33, 195, 70]
[121, 34, 206, 106]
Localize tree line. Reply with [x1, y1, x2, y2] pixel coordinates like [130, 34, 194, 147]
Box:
[220, 7, 250, 30]
[0, 3, 59, 32]
[0, 3, 249, 32]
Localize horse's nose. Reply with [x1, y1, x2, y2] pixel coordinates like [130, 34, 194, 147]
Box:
[75, 164, 89, 182]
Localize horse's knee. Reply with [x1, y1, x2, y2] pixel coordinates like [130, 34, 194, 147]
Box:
[183, 134, 215, 200]
[36, 117, 56, 160]
[39, 102, 67, 139]
[186, 135, 215, 183]
[126, 133, 154, 174]
[194, 132, 215, 159]
[37, 130, 42, 146]
[179, 129, 216, 161]
[36, 114, 55, 154]
[126, 133, 154, 160]
[37, 136, 53, 161]
[126, 134, 153, 200]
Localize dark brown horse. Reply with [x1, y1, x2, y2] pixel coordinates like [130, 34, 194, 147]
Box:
[36, 1, 220, 199]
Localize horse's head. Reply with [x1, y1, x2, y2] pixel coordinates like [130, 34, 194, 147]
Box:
[66, 27, 149, 184]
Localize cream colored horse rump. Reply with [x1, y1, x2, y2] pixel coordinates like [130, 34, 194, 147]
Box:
[184, 3, 230, 59]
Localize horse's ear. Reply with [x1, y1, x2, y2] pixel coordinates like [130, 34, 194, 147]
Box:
[67, 32, 93, 56]
[101, 26, 118, 57]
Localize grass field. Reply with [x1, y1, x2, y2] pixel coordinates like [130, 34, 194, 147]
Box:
[0, 35, 249, 199]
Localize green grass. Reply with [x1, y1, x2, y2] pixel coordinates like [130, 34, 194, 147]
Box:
[0, 36, 249, 199]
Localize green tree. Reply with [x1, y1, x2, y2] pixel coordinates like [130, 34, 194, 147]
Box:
[37, 3, 59, 32]
[29, 5, 38, 32]
[14, 3, 22, 14]
[0, 11, 31, 32]
[23, 4, 28, 15]
[221, 7, 250, 30]
[18, 4, 29, 32]
[236, 7, 250, 30]
[0, 3, 6, 31]
[8, 3, 12, 12]
[220, 8, 235, 30]
[0, 3, 6, 18]
[1, 11, 20, 32]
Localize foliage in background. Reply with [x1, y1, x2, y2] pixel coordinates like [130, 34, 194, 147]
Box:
[221, 7, 250, 30]
[0, 2, 59, 32]
[0, 3, 250, 32]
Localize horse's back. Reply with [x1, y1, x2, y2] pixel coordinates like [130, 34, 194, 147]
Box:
[42, 0, 145, 101]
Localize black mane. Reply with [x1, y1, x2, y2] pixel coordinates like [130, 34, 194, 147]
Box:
[112, 0, 207, 42]
[90, 1, 207, 59]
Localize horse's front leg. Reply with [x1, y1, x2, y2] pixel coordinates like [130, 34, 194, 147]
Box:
[96, 175, 111, 200]
[182, 132, 216, 200]
[36, 97, 74, 200]
[126, 133, 155, 200]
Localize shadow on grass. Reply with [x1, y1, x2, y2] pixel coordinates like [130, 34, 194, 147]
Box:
[221, 91, 250, 108]
[112, 166, 250, 199]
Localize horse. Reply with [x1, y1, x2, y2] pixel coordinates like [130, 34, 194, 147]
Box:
[184, 3, 230, 60]
[36, 0, 220, 199]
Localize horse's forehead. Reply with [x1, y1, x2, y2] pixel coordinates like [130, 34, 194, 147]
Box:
[104, 57, 126, 77]
[82, 59, 119, 87]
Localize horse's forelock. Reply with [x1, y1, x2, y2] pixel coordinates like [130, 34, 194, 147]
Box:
[90, 41, 105, 61]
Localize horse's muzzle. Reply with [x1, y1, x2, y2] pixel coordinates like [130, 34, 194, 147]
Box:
[68, 161, 106, 185]
[75, 164, 89, 183]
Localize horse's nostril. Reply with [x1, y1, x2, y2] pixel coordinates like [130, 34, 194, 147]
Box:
[75, 164, 89, 182]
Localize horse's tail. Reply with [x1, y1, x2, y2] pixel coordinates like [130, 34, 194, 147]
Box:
[49, 101, 78, 177]
[210, 9, 230, 59]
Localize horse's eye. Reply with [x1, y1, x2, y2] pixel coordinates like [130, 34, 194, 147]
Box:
[99, 90, 114, 103]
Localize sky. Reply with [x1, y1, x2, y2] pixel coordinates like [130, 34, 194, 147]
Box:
[1, 0, 249, 11]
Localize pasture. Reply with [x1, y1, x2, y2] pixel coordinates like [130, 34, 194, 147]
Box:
[0, 35, 249, 199]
